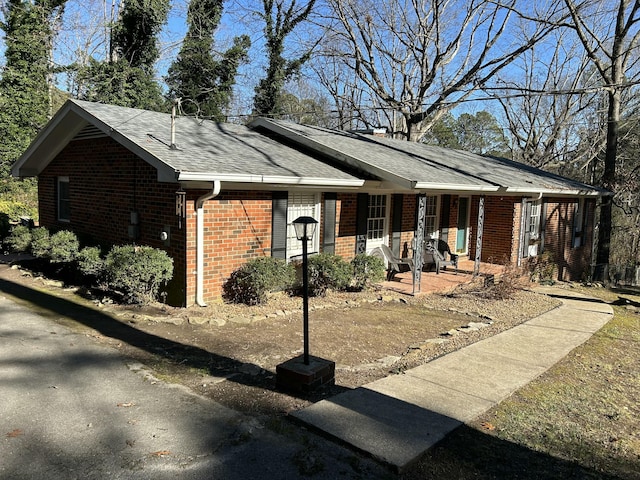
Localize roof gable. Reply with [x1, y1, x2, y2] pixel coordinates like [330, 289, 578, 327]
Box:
[12, 100, 363, 188]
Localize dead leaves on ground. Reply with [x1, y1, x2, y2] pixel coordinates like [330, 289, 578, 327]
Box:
[150, 450, 171, 457]
[6, 429, 24, 438]
[480, 421, 496, 431]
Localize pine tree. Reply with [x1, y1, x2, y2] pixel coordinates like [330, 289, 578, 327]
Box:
[76, 0, 169, 111]
[0, 0, 65, 184]
[165, 0, 250, 120]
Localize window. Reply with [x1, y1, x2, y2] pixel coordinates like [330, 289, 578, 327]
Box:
[57, 177, 70, 222]
[529, 200, 541, 239]
[367, 194, 387, 243]
[286, 192, 320, 259]
[424, 195, 439, 239]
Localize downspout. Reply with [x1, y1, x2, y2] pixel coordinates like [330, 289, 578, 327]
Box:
[195, 181, 221, 306]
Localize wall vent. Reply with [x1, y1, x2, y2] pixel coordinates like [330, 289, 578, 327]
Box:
[73, 124, 106, 141]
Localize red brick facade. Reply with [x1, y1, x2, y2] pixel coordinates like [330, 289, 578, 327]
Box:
[37, 137, 596, 306]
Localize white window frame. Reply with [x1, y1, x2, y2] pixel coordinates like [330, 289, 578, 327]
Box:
[286, 192, 320, 259]
[366, 193, 390, 251]
[57, 176, 70, 222]
[529, 200, 542, 240]
[424, 195, 440, 240]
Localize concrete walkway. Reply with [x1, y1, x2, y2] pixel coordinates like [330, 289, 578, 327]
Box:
[292, 286, 614, 472]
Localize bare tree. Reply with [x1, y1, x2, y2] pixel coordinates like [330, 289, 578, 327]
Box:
[561, 0, 640, 278]
[493, 29, 599, 172]
[321, 0, 564, 141]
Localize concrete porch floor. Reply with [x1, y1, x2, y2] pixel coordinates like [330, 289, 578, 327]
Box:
[380, 258, 506, 296]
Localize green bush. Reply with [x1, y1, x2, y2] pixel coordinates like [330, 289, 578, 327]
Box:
[223, 257, 295, 305]
[0, 199, 37, 223]
[30, 227, 51, 258]
[306, 253, 352, 297]
[77, 246, 105, 279]
[105, 245, 174, 304]
[4, 225, 32, 253]
[351, 253, 385, 290]
[49, 230, 80, 263]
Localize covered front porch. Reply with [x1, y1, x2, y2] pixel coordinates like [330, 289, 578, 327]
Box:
[381, 258, 506, 296]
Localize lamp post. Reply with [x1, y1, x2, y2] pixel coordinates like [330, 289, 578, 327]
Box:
[293, 216, 318, 365]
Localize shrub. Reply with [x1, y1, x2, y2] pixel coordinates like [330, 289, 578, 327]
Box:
[306, 253, 352, 297]
[77, 246, 105, 279]
[528, 251, 557, 285]
[49, 230, 80, 263]
[223, 257, 295, 305]
[4, 225, 32, 253]
[351, 253, 385, 290]
[30, 227, 51, 258]
[0, 199, 37, 223]
[105, 245, 173, 304]
[486, 261, 529, 300]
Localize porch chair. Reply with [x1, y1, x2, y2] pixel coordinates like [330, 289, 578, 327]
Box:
[423, 239, 458, 274]
[371, 244, 415, 281]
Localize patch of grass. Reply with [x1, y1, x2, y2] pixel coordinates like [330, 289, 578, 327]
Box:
[407, 287, 640, 480]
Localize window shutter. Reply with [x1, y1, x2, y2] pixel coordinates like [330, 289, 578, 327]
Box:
[355, 193, 368, 254]
[540, 201, 547, 253]
[521, 200, 532, 258]
[391, 194, 403, 256]
[271, 192, 288, 258]
[323, 193, 336, 254]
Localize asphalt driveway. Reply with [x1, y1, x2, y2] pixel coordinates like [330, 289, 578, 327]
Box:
[0, 293, 386, 479]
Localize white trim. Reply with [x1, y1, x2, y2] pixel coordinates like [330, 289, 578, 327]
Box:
[176, 171, 364, 187]
[424, 195, 440, 240]
[286, 192, 321, 259]
[366, 193, 390, 252]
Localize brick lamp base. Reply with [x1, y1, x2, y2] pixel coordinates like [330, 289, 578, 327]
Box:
[276, 355, 335, 393]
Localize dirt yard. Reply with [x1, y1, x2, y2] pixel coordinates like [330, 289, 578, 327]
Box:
[0, 257, 562, 417]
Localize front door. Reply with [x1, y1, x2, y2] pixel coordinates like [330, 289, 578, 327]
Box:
[456, 197, 470, 254]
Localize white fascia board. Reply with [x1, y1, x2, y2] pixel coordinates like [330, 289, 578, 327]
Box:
[251, 117, 416, 189]
[261, 175, 363, 187]
[177, 171, 364, 187]
[503, 187, 604, 197]
[413, 182, 500, 192]
[12, 102, 87, 177]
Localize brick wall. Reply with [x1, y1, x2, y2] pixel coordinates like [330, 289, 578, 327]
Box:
[542, 198, 594, 281]
[469, 196, 520, 264]
[39, 137, 188, 305]
[334, 193, 357, 257]
[185, 190, 273, 305]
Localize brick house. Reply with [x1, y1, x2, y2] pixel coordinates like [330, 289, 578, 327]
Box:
[12, 100, 606, 306]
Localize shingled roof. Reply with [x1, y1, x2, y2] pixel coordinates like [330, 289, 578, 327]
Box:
[250, 117, 605, 196]
[12, 100, 363, 187]
[14, 99, 605, 197]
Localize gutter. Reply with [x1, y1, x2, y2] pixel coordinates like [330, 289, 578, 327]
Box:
[195, 181, 221, 306]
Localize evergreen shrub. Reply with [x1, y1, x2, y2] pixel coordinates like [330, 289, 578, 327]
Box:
[223, 257, 295, 305]
[49, 230, 80, 263]
[30, 227, 50, 258]
[105, 245, 173, 304]
[351, 253, 385, 290]
[4, 225, 32, 253]
[306, 253, 352, 297]
[77, 246, 105, 279]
